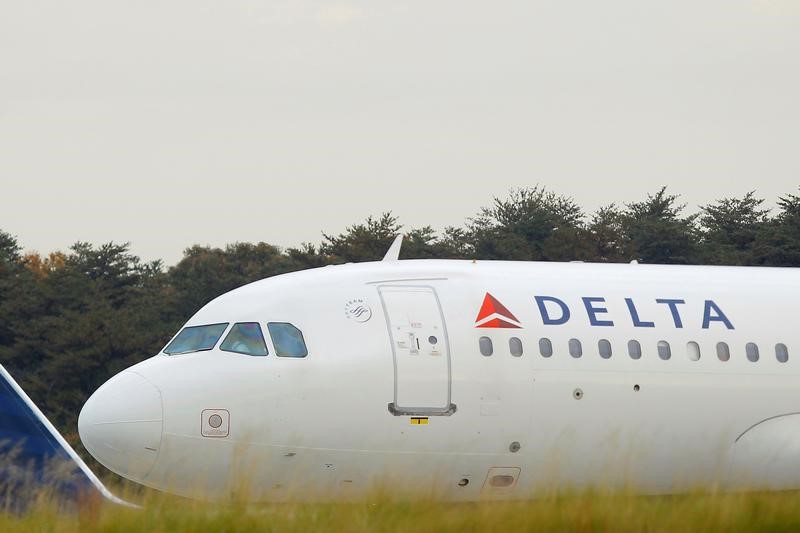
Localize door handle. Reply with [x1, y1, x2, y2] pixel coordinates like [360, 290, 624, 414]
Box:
[408, 333, 419, 354]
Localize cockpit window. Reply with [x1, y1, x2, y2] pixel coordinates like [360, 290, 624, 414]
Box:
[267, 322, 308, 357]
[164, 323, 229, 355]
[220, 323, 268, 356]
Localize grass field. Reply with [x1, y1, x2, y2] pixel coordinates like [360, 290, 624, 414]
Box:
[3, 488, 800, 532]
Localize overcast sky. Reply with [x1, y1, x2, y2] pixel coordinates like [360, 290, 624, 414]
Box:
[1, 1, 798, 265]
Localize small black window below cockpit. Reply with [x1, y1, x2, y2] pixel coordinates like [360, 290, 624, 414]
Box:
[268, 322, 308, 357]
[164, 323, 229, 355]
[220, 323, 268, 356]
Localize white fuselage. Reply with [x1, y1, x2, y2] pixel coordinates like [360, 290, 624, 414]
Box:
[78, 260, 800, 500]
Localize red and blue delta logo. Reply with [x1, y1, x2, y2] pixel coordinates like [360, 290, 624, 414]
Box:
[474, 293, 522, 329]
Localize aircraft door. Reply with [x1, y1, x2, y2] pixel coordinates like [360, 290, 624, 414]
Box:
[379, 286, 456, 416]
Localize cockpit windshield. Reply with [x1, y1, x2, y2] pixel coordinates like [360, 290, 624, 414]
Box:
[163, 323, 229, 355]
[220, 323, 268, 356]
[267, 322, 308, 357]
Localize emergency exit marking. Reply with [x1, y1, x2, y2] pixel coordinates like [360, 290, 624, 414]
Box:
[410, 417, 429, 425]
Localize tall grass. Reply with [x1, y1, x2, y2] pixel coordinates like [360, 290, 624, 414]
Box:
[3, 487, 800, 532]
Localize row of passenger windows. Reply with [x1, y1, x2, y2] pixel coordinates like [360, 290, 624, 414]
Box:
[164, 322, 308, 357]
[478, 336, 790, 363]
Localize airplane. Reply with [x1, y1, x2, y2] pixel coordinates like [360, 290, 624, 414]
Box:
[4, 235, 800, 503]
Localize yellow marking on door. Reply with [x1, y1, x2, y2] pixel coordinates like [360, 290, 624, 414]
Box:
[410, 417, 429, 425]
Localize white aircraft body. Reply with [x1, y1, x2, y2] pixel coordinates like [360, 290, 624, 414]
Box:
[72, 249, 800, 501]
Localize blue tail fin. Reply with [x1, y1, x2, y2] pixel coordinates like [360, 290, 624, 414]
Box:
[0, 363, 133, 509]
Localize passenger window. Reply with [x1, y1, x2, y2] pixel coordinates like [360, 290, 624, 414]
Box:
[716, 342, 730, 362]
[657, 340, 671, 360]
[539, 338, 553, 358]
[598, 339, 612, 359]
[746, 342, 759, 362]
[267, 322, 308, 357]
[628, 340, 641, 360]
[569, 338, 582, 358]
[687, 341, 701, 361]
[220, 323, 268, 356]
[479, 336, 493, 356]
[509, 337, 523, 357]
[776, 343, 789, 363]
[164, 323, 229, 355]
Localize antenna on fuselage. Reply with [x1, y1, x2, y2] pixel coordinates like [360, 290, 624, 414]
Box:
[383, 234, 403, 261]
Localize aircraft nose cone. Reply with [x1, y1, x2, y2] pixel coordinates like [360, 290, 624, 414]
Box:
[79, 370, 163, 482]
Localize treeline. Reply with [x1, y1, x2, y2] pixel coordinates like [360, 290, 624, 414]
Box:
[1, 186, 800, 444]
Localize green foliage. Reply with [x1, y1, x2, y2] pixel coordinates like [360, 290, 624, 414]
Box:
[587, 205, 633, 262]
[622, 187, 700, 264]
[0, 232, 23, 360]
[285, 243, 328, 270]
[699, 192, 770, 265]
[0, 230, 21, 266]
[397, 227, 470, 260]
[0, 243, 170, 432]
[168, 242, 300, 318]
[751, 190, 800, 267]
[320, 213, 402, 262]
[467, 186, 591, 261]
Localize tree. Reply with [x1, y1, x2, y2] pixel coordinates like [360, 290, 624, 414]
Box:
[20, 251, 67, 279]
[699, 192, 769, 265]
[0, 242, 171, 432]
[168, 242, 299, 319]
[0, 230, 20, 266]
[622, 187, 700, 264]
[437, 227, 474, 259]
[751, 190, 800, 266]
[466, 186, 592, 261]
[0, 231, 23, 355]
[285, 243, 328, 270]
[587, 205, 633, 262]
[398, 226, 471, 260]
[320, 213, 401, 263]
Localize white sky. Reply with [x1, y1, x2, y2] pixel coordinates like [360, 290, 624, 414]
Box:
[1, 1, 798, 265]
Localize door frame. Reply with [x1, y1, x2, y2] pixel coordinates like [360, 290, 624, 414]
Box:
[377, 284, 457, 417]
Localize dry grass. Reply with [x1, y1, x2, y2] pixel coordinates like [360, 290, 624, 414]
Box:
[3, 487, 800, 532]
